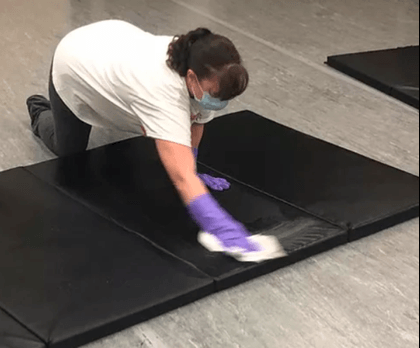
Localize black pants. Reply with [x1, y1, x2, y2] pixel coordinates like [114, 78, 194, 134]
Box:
[34, 72, 92, 157]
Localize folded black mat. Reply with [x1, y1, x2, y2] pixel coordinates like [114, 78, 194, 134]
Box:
[0, 111, 418, 348]
[25, 137, 347, 290]
[327, 46, 419, 109]
[0, 169, 214, 348]
[199, 111, 420, 241]
[0, 309, 45, 348]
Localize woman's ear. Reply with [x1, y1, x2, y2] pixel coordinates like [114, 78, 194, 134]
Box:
[186, 70, 196, 98]
[186, 69, 197, 82]
[185, 70, 193, 88]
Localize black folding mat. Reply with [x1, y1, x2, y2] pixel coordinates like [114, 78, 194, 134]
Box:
[0, 111, 418, 348]
[0, 309, 44, 348]
[327, 46, 420, 109]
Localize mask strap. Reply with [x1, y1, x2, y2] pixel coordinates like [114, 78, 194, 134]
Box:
[194, 73, 205, 98]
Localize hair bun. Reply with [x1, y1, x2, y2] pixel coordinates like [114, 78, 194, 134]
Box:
[167, 28, 249, 105]
[187, 28, 213, 47]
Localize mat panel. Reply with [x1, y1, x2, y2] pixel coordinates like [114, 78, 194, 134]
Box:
[3, 110, 417, 347]
[198, 111, 420, 241]
[327, 46, 419, 109]
[0, 309, 45, 348]
[25, 137, 347, 290]
[0, 168, 214, 348]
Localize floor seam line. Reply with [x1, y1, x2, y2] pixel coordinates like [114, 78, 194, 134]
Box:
[169, 0, 418, 114]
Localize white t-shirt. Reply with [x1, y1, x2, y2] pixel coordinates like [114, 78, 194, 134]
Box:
[52, 20, 215, 147]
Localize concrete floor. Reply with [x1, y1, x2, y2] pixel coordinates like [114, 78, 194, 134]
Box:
[0, 0, 419, 347]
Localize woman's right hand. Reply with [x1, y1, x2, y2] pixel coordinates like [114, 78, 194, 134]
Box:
[155, 139, 256, 251]
[155, 139, 285, 261]
[188, 193, 286, 262]
[187, 193, 261, 253]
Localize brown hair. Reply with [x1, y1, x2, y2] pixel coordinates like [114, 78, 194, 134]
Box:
[167, 28, 249, 101]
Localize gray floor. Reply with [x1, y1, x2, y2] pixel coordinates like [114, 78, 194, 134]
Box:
[1, 0, 419, 347]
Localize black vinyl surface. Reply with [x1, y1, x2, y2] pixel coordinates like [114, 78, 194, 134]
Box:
[327, 46, 419, 109]
[0, 169, 214, 348]
[199, 111, 420, 241]
[1, 110, 418, 348]
[0, 309, 45, 348]
[26, 137, 347, 290]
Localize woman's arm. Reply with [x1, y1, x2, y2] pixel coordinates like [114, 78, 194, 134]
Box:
[190, 123, 231, 191]
[191, 123, 205, 149]
[155, 139, 207, 204]
[155, 138, 283, 262]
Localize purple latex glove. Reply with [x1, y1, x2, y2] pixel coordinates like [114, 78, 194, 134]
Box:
[187, 194, 260, 252]
[193, 148, 231, 191]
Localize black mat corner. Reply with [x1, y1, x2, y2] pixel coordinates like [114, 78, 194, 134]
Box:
[199, 111, 420, 241]
[0, 309, 45, 348]
[327, 46, 419, 109]
[0, 168, 214, 348]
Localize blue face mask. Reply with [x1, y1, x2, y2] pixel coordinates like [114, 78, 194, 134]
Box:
[194, 78, 229, 111]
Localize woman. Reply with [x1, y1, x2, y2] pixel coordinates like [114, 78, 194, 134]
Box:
[27, 20, 284, 262]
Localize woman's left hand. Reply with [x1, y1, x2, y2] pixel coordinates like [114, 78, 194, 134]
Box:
[193, 147, 231, 191]
[198, 173, 231, 191]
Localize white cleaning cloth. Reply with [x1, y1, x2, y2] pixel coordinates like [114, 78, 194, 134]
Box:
[198, 231, 287, 263]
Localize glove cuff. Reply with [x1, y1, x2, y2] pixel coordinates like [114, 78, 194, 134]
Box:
[187, 193, 233, 232]
[192, 147, 199, 159]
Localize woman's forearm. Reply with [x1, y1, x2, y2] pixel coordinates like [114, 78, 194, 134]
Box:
[155, 138, 208, 205]
[173, 173, 208, 205]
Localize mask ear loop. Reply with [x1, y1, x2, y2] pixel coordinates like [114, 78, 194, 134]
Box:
[193, 73, 205, 101]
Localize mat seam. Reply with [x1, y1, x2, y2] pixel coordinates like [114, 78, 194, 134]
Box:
[21, 164, 347, 277]
[201, 110, 419, 228]
[22, 150, 418, 263]
[197, 162, 346, 231]
[0, 305, 47, 346]
[21, 168, 216, 283]
[200, 161, 419, 235]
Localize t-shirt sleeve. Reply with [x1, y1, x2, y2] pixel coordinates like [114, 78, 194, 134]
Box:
[131, 98, 192, 148]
